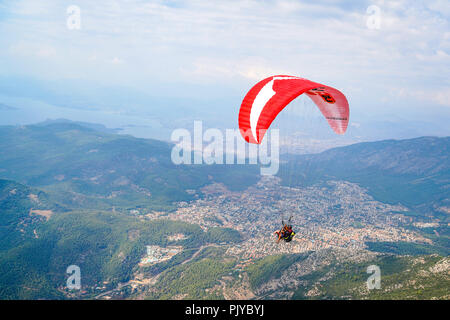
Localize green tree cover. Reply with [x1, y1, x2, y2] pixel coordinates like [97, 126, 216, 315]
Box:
[0, 123, 260, 211]
[0, 179, 66, 252]
[366, 241, 450, 256]
[291, 254, 449, 300]
[146, 257, 236, 299]
[246, 254, 308, 289]
[0, 208, 243, 299]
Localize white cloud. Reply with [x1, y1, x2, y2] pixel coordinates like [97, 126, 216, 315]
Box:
[184, 57, 289, 81]
[0, 0, 449, 113]
[9, 42, 56, 58]
[109, 57, 124, 64]
[389, 86, 450, 108]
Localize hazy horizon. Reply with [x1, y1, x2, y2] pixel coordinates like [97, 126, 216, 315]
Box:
[1, 0, 449, 146]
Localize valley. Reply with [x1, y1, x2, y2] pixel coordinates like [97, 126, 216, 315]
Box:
[0, 121, 448, 300]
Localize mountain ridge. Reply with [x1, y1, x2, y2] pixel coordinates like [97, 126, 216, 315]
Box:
[279, 135, 449, 218]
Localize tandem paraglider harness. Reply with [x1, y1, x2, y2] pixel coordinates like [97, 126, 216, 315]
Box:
[282, 229, 296, 242]
[275, 215, 296, 243]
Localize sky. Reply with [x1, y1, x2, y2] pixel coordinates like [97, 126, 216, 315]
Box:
[0, 0, 449, 145]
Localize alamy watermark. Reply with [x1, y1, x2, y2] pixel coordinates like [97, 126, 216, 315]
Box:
[366, 5, 381, 30]
[170, 121, 280, 176]
[67, 5, 81, 30]
[366, 265, 381, 290]
[66, 265, 81, 290]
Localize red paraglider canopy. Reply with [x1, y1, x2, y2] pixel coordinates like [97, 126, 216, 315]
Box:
[238, 75, 349, 144]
